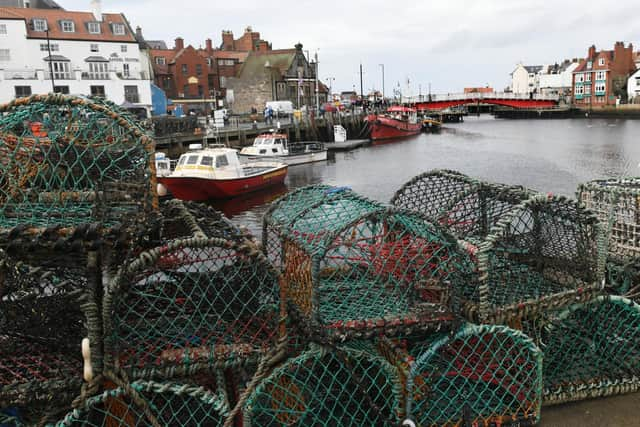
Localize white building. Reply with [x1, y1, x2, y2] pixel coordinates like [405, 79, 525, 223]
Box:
[510, 64, 543, 94]
[628, 69, 640, 103]
[0, 1, 151, 111]
[538, 60, 580, 98]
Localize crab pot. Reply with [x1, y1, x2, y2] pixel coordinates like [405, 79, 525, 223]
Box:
[393, 171, 605, 324]
[54, 380, 229, 426]
[244, 342, 403, 426]
[540, 296, 640, 405]
[384, 324, 542, 427]
[263, 185, 382, 270]
[0, 250, 93, 422]
[103, 237, 283, 380]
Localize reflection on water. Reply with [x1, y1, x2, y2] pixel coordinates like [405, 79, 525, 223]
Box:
[222, 116, 640, 237]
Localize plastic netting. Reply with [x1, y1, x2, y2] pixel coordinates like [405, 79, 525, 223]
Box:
[0, 94, 155, 230]
[382, 324, 542, 427]
[53, 380, 228, 426]
[271, 196, 472, 340]
[605, 259, 640, 301]
[540, 295, 640, 405]
[578, 177, 640, 263]
[103, 237, 283, 379]
[0, 250, 89, 418]
[393, 171, 605, 323]
[244, 342, 402, 426]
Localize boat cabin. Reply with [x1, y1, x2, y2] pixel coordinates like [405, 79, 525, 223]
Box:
[154, 152, 173, 178]
[173, 146, 246, 179]
[245, 133, 290, 156]
[387, 106, 418, 124]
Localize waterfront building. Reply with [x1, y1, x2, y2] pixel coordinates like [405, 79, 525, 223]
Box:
[224, 42, 328, 114]
[0, 1, 152, 110]
[627, 69, 640, 103]
[572, 42, 636, 106]
[538, 60, 579, 100]
[510, 63, 543, 94]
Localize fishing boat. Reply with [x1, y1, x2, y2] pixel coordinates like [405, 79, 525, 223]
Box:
[239, 132, 327, 165]
[157, 144, 287, 201]
[367, 106, 421, 141]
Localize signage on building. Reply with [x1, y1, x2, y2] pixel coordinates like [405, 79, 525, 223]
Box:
[188, 76, 199, 84]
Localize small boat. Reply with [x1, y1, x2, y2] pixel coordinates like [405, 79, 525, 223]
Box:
[366, 106, 421, 141]
[154, 152, 173, 178]
[239, 132, 327, 165]
[157, 144, 288, 201]
[422, 117, 442, 133]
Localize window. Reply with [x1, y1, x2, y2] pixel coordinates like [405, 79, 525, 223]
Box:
[585, 85, 591, 95]
[14, 86, 31, 97]
[181, 64, 188, 74]
[112, 23, 125, 35]
[197, 85, 203, 96]
[49, 61, 71, 79]
[585, 73, 591, 82]
[122, 63, 130, 77]
[40, 43, 59, 51]
[155, 56, 166, 65]
[90, 85, 105, 97]
[587, 61, 592, 69]
[215, 155, 229, 167]
[201, 156, 213, 166]
[218, 59, 235, 66]
[187, 155, 199, 165]
[87, 22, 100, 34]
[124, 85, 139, 103]
[196, 64, 202, 76]
[60, 20, 75, 33]
[33, 19, 47, 32]
[178, 156, 186, 166]
[598, 57, 605, 66]
[0, 24, 6, 35]
[89, 62, 109, 79]
[54, 85, 69, 94]
[219, 76, 227, 88]
[595, 83, 606, 93]
[575, 73, 584, 83]
[574, 85, 584, 95]
[0, 49, 9, 61]
[90, 44, 99, 52]
[595, 71, 606, 81]
[121, 45, 127, 53]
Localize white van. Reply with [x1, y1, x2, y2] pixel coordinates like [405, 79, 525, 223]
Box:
[266, 101, 294, 117]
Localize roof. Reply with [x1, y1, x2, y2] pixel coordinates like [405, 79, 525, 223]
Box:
[146, 40, 167, 50]
[524, 65, 543, 73]
[0, 6, 136, 42]
[237, 49, 297, 78]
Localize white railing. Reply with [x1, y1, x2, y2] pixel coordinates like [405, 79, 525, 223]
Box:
[3, 69, 38, 80]
[401, 92, 561, 103]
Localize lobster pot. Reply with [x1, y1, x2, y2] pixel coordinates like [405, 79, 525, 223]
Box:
[605, 259, 640, 301]
[0, 94, 155, 230]
[244, 342, 402, 426]
[263, 185, 382, 270]
[389, 324, 542, 427]
[54, 380, 228, 426]
[103, 237, 283, 380]
[281, 205, 471, 340]
[541, 296, 640, 405]
[0, 248, 99, 423]
[393, 171, 604, 324]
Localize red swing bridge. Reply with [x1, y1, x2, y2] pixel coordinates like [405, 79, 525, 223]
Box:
[403, 92, 560, 110]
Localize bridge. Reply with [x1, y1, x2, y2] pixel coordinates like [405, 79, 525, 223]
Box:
[401, 92, 560, 110]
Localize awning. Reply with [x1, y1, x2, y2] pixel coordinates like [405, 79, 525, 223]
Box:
[84, 56, 109, 62]
[43, 55, 70, 62]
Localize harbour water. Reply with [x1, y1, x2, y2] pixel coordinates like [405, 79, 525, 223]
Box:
[217, 115, 640, 236]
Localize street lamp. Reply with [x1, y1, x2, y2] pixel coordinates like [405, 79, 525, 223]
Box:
[325, 77, 335, 102]
[264, 61, 274, 100]
[379, 64, 385, 101]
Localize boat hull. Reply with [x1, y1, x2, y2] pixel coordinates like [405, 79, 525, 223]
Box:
[369, 116, 422, 141]
[158, 165, 288, 201]
[238, 150, 327, 166]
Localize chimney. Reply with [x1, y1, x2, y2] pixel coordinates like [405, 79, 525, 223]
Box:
[588, 45, 596, 59]
[90, 0, 102, 22]
[135, 26, 143, 41]
[222, 30, 234, 51]
[175, 37, 184, 51]
[206, 38, 213, 53]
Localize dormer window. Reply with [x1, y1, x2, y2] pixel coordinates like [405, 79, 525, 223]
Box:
[155, 57, 166, 65]
[112, 23, 125, 36]
[33, 18, 47, 32]
[60, 20, 75, 33]
[87, 22, 101, 34]
[599, 57, 605, 66]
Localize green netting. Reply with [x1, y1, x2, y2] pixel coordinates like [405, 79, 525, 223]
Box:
[0, 94, 155, 229]
[393, 171, 605, 324]
[394, 324, 542, 427]
[540, 295, 640, 405]
[578, 177, 640, 263]
[277, 204, 473, 340]
[52, 380, 228, 426]
[244, 342, 402, 426]
[103, 237, 283, 379]
[605, 259, 640, 299]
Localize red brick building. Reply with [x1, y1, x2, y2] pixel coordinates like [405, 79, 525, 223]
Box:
[572, 42, 636, 106]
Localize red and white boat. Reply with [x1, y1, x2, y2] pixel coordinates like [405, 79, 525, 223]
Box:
[157, 145, 287, 201]
[367, 106, 421, 141]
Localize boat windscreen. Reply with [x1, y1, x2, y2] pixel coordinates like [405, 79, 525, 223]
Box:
[187, 155, 199, 165]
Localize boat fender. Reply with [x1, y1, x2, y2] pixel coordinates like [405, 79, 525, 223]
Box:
[157, 183, 168, 197]
[402, 420, 416, 427]
[82, 337, 93, 382]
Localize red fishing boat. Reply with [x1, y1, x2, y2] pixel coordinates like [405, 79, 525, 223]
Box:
[157, 145, 287, 201]
[367, 106, 421, 141]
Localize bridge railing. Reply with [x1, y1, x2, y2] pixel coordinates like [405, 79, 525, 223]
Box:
[401, 92, 560, 103]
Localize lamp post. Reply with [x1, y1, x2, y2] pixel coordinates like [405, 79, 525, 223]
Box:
[45, 28, 55, 92]
[314, 51, 320, 113]
[325, 77, 335, 102]
[379, 63, 385, 101]
[264, 61, 274, 100]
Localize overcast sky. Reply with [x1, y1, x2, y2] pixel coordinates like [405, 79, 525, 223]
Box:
[62, 0, 640, 95]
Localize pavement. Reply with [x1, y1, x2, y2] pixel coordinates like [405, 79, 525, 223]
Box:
[541, 393, 640, 426]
